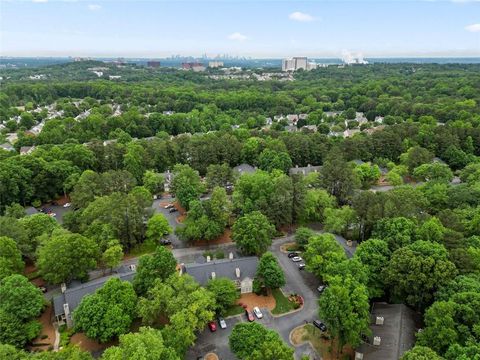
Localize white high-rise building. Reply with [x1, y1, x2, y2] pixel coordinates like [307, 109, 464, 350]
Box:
[282, 57, 317, 71]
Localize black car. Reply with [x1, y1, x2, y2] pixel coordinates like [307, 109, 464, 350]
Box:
[169, 207, 178, 213]
[287, 252, 299, 258]
[160, 239, 172, 245]
[313, 320, 327, 332]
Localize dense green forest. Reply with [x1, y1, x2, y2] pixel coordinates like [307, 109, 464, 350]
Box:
[0, 62, 479, 359]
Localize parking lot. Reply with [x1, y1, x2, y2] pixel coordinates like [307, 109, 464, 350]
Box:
[186, 235, 324, 360]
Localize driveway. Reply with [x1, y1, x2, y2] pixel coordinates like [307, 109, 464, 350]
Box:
[152, 196, 186, 249]
[186, 235, 322, 360]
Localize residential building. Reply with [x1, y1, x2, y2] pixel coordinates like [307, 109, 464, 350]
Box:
[324, 111, 341, 118]
[6, 133, 18, 143]
[355, 303, 419, 360]
[284, 125, 298, 132]
[289, 164, 322, 176]
[25, 206, 39, 216]
[147, 61, 160, 68]
[53, 265, 136, 328]
[233, 163, 256, 175]
[162, 170, 174, 192]
[282, 57, 317, 71]
[344, 128, 361, 138]
[302, 125, 317, 132]
[182, 62, 206, 72]
[363, 125, 385, 135]
[182, 256, 259, 294]
[208, 61, 224, 68]
[20, 146, 36, 155]
[0, 143, 15, 151]
[282, 57, 307, 71]
[286, 114, 299, 125]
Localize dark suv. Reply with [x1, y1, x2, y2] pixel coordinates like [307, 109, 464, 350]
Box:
[313, 320, 327, 332]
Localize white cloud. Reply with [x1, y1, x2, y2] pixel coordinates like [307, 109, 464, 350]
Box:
[452, 0, 480, 3]
[289, 11, 314, 22]
[228, 32, 247, 41]
[87, 4, 101, 11]
[465, 23, 480, 32]
[32, 0, 48, 3]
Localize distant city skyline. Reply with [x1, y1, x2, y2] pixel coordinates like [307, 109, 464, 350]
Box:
[1, 0, 479, 58]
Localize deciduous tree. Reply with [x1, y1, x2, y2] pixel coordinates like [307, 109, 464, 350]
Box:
[74, 278, 137, 343]
[255, 252, 285, 290]
[318, 275, 370, 354]
[232, 211, 275, 255]
[206, 278, 239, 315]
[133, 246, 177, 296]
[37, 232, 99, 284]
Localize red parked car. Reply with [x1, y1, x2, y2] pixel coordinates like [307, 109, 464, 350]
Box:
[208, 321, 217, 332]
[245, 310, 255, 322]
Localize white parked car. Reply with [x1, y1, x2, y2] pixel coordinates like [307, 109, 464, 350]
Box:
[164, 203, 174, 209]
[218, 317, 227, 329]
[292, 256, 303, 262]
[63, 202, 71, 208]
[253, 306, 263, 319]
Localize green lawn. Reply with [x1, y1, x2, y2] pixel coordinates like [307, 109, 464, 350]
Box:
[271, 289, 296, 315]
[224, 304, 244, 317]
[128, 240, 159, 257]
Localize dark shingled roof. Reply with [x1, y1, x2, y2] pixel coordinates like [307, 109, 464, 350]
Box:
[183, 257, 258, 286]
[24, 207, 39, 216]
[356, 303, 420, 360]
[53, 267, 135, 317]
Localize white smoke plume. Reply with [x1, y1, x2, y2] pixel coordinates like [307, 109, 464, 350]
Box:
[341, 50, 368, 65]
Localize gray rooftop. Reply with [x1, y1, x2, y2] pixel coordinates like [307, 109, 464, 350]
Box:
[183, 257, 259, 286]
[289, 165, 322, 176]
[0, 143, 15, 151]
[356, 303, 419, 360]
[53, 267, 135, 317]
[233, 163, 256, 175]
[25, 207, 39, 216]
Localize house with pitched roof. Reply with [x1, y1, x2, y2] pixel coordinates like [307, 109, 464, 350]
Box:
[53, 265, 136, 328]
[182, 256, 259, 294]
[355, 303, 420, 360]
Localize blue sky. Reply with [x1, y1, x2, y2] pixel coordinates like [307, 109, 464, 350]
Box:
[1, 0, 479, 58]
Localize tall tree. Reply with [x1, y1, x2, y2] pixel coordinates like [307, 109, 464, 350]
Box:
[354, 239, 391, 298]
[400, 346, 443, 360]
[206, 278, 239, 315]
[320, 148, 359, 205]
[142, 170, 165, 195]
[146, 214, 172, 242]
[385, 241, 457, 310]
[74, 278, 137, 343]
[303, 233, 346, 281]
[255, 252, 285, 290]
[232, 211, 275, 255]
[0, 274, 44, 347]
[36, 231, 99, 284]
[229, 322, 294, 360]
[101, 327, 180, 360]
[18, 213, 59, 259]
[170, 164, 204, 210]
[0, 236, 24, 280]
[133, 246, 177, 296]
[318, 275, 370, 355]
